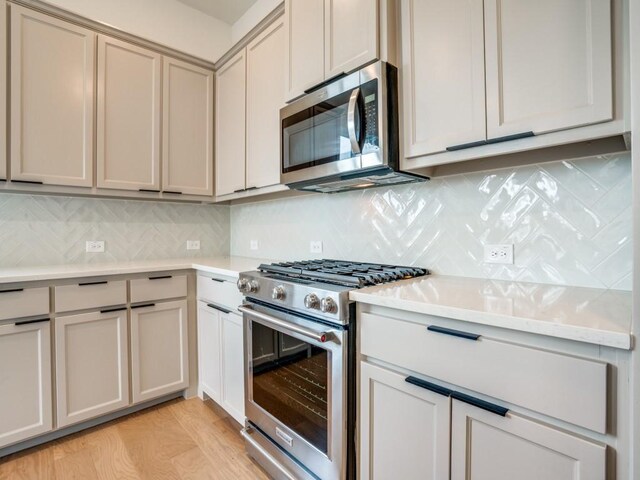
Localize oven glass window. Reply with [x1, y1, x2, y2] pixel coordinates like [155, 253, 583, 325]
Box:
[250, 322, 329, 454]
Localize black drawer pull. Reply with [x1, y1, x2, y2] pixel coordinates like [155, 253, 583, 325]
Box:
[0, 288, 24, 294]
[139, 188, 160, 193]
[210, 277, 225, 283]
[244, 186, 258, 191]
[487, 131, 534, 145]
[233, 188, 246, 193]
[11, 179, 44, 185]
[15, 317, 50, 326]
[0, 178, 6, 182]
[131, 303, 155, 309]
[149, 275, 172, 280]
[207, 303, 232, 314]
[427, 325, 480, 341]
[446, 139, 488, 151]
[79, 281, 108, 286]
[452, 391, 508, 417]
[405, 376, 453, 398]
[163, 190, 182, 195]
[100, 306, 127, 314]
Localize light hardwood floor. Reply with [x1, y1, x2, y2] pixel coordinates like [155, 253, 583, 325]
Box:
[0, 398, 270, 480]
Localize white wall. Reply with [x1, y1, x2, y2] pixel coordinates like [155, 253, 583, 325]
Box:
[41, 0, 232, 62]
[231, 0, 282, 44]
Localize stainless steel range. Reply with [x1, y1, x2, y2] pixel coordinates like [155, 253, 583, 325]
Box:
[237, 260, 428, 480]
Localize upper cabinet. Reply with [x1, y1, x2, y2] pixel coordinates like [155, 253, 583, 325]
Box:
[10, 5, 95, 187]
[162, 57, 214, 196]
[215, 17, 285, 199]
[97, 36, 161, 192]
[285, 0, 393, 102]
[0, 1, 6, 181]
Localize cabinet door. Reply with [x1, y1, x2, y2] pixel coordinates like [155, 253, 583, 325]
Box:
[325, 0, 378, 79]
[55, 310, 129, 428]
[215, 51, 246, 197]
[0, 320, 52, 448]
[360, 362, 450, 480]
[10, 5, 95, 187]
[220, 312, 245, 424]
[97, 36, 161, 191]
[0, 1, 6, 181]
[284, 0, 325, 101]
[400, 0, 486, 157]
[246, 18, 285, 190]
[484, 0, 613, 139]
[197, 302, 222, 403]
[162, 58, 214, 196]
[130, 300, 189, 404]
[451, 400, 606, 480]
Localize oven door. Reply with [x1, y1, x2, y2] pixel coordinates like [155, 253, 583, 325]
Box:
[240, 302, 348, 480]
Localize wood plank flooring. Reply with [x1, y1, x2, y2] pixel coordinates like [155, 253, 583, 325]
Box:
[0, 398, 270, 480]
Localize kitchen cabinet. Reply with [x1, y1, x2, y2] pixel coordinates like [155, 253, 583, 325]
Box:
[450, 399, 606, 480]
[97, 36, 161, 191]
[55, 309, 129, 428]
[359, 362, 450, 480]
[220, 311, 245, 424]
[197, 302, 222, 402]
[10, 5, 95, 187]
[162, 57, 214, 196]
[0, 320, 52, 449]
[0, 0, 6, 181]
[130, 300, 189, 404]
[215, 51, 247, 197]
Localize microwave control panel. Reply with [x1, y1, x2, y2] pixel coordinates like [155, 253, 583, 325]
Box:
[361, 79, 379, 154]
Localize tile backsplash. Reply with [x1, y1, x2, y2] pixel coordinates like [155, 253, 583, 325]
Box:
[231, 153, 632, 291]
[0, 195, 230, 267]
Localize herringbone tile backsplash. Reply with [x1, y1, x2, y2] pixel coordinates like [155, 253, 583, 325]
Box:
[0, 195, 230, 266]
[231, 153, 632, 290]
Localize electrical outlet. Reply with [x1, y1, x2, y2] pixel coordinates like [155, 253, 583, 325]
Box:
[250, 240, 259, 251]
[187, 240, 200, 251]
[310, 241, 323, 254]
[86, 241, 105, 253]
[484, 244, 514, 264]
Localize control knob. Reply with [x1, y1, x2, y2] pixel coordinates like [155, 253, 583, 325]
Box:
[272, 285, 286, 300]
[304, 293, 320, 310]
[320, 297, 337, 314]
[237, 278, 259, 294]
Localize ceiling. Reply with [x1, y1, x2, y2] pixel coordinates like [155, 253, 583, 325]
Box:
[176, 0, 259, 24]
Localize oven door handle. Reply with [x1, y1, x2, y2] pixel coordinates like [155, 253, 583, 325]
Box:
[347, 87, 361, 155]
[238, 305, 336, 344]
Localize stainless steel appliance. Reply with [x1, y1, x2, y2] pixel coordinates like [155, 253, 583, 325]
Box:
[238, 260, 428, 479]
[280, 62, 428, 194]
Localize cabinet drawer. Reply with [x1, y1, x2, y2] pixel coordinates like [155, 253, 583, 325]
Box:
[0, 286, 49, 321]
[360, 312, 607, 433]
[130, 274, 187, 303]
[55, 280, 126, 313]
[197, 275, 243, 311]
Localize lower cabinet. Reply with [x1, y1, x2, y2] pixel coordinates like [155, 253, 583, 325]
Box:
[130, 300, 189, 404]
[0, 320, 53, 448]
[55, 310, 129, 428]
[197, 302, 222, 402]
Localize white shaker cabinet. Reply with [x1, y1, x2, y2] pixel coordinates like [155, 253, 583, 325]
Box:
[10, 5, 95, 187]
[359, 362, 450, 480]
[0, 0, 6, 181]
[197, 302, 223, 403]
[55, 309, 129, 428]
[400, 0, 486, 157]
[450, 400, 606, 480]
[220, 311, 245, 424]
[0, 320, 52, 449]
[246, 18, 285, 191]
[130, 300, 189, 404]
[97, 36, 161, 192]
[162, 58, 214, 196]
[484, 0, 613, 139]
[215, 51, 247, 197]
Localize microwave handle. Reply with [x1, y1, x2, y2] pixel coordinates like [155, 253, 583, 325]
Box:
[347, 88, 362, 154]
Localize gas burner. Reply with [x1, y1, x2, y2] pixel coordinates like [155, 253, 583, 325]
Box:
[258, 259, 428, 288]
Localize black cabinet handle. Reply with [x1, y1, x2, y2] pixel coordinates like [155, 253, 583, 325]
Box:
[233, 188, 246, 193]
[446, 139, 488, 151]
[131, 303, 155, 309]
[79, 281, 108, 286]
[0, 288, 24, 294]
[15, 317, 50, 326]
[100, 306, 127, 314]
[139, 188, 160, 193]
[11, 179, 44, 185]
[163, 190, 182, 195]
[207, 303, 232, 314]
[452, 391, 508, 417]
[405, 376, 453, 398]
[427, 325, 480, 341]
[149, 275, 172, 280]
[210, 277, 225, 283]
[244, 186, 258, 191]
[0, 178, 6, 182]
[446, 131, 534, 152]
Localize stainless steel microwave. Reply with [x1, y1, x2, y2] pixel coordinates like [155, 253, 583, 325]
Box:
[280, 62, 427, 194]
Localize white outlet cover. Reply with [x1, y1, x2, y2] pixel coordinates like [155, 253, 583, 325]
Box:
[187, 240, 200, 250]
[484, 244, 514, 264]
[250, 240, 259, 251]
[86, 240, 105, 253]
[310, 241, 323, 254]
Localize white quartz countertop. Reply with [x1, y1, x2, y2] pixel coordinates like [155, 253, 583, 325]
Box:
[0, 256, 270, 284]
[350, 275, 633, 350]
